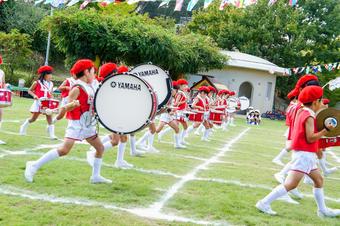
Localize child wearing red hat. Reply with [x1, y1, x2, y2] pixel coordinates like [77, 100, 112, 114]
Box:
[272, 88, 299, 166]
[257, 86, 340, 217]
[24, 59, 112, 184]
[173, 78, 190, 146]
[19, 65, 57, 139]
[273, 74, 320, 190]
[186, 86, 210, 138]
[155, 80, 185, 148]
[86, 63, 137, 169]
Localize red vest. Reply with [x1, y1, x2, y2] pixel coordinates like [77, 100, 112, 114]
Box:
[288, 102, 303, 140]
[35, 81, 52, 98]
[175, 91, 187, 110]
[285, 102, 296, 126]
[66, 86, 90, 120]
[291, 108, 318, 153]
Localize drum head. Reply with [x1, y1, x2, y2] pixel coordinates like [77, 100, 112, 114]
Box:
[227, 97, 238, 112]
[239, 96, 250, 110]
[94, 73, 158, 134]
[130, 64, 172, 112]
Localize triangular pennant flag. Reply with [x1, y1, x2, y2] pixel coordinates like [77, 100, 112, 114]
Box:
[292, 68, 299, 74]
[235, 0, 244, 8]
[324, 64, 329, 71]
[187, 0, 200, 11]
[67, 0, 80, 6]
[248, 0, 257, 5]
[268, 0, 277, 6]
[318, 65, 322, 72]
[328, 77, 340, 91]
[159, 0, 170, 8]
[204, 0, 213, 8]
[289, 0, 297, 6]
[219, 0, 229, 10]
[305, 66, 310, 74]
[80, 0, 91, 9]
[174, 0, 184, 11]
[44, 0, 53, 4]
[337, 62, 340, 70]
[331, 62, 337, 70]
[328, 63, 334, 71]
[298, 67, 305, 74]
[35, 0, 45, 5]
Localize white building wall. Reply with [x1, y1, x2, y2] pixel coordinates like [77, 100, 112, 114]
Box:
[188, 66, 277, 113]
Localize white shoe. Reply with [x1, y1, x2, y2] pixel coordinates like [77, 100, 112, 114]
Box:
[86, 150, 96, 167]
[274, 173, 285, 184]
[324, 167, 337, 177]
[289, 188, 304, 199]
[255, 201, 277, 215]
[318, 208, 340, 218]
[201, 137, 210, 142]
[175, 144, 186, 149]
[146, 147, 160, 153]
[131, 149, 145, 157]
[24, 161, 37, 183]
[90, 175, 112, 184]
[138, 144, 149, 151]
[0, 140, 6, 145]
[52, 118, 58, 124]
[303, 176, 314, 185]
[194, 131, 200, 136]
[181, 140, 190, 145]
[278, 194, 299, 204]
[115, 160, 134, 169]
[272, 158, 284, 166]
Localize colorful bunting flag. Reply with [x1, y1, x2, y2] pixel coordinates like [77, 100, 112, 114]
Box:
[67, 0, 80, 6]
[235, 0, 244, 8]
[267, 0, 277, 6]
[174, 0, 184, 11]
[159, 0, 170, 8]
[219, 0, 229, 10]
[80, 0, 91, 9]
[187, 0, 200, 11]
[204, 0, 213, 8]
[289, 0, 297, 6]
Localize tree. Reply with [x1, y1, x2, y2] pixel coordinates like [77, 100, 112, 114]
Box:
[40, 3, 225, 77]
[185, 0, 340, 101]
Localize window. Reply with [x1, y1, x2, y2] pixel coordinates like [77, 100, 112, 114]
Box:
[266, 82, 272, 100]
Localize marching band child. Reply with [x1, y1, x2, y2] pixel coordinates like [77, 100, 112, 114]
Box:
[25, 59, 111, 184]
[19, 65, 57, 139]
[256, 86, 340, 217]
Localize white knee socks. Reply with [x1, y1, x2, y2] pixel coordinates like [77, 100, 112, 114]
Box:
[33, 149, 59, 170]
[262, 184, 288, 205]
[313, 187, 327, 212]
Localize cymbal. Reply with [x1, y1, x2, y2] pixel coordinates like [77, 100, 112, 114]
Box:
[316, 108, 340, 137]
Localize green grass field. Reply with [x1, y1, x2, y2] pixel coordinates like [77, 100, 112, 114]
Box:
[0, 96, 339, 225]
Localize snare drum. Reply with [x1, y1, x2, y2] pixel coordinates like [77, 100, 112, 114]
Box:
[0, 89, 12, 108]
[39, 98, 60, 114]
[210, 108, 225, 125]
[188, 110, 204, 122]
[94, 73, 158, 134]
[130, 64, 172, 112]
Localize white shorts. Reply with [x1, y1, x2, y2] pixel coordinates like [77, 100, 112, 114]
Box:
[61, 97, 68, 107]
[29, 100, 40, 113]
[65, 119, 97, 141]
[290, 151, 318, 174]
[285, 140, 292, 150]
[159, 113, 174, 124]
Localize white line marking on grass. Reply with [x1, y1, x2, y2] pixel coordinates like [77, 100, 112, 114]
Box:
[150, 128, 250, 212]
[0, 130, 63, 141]
[0, 185, 216, 225]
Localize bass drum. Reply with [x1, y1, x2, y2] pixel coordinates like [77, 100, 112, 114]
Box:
[130, 64, 172, 112]
[94, 73, 158, 134]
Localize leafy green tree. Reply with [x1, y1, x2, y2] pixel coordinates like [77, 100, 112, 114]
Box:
[186, 0, 340, 100]
[0, 29, 41, 84]
[41, 4, 225, 77]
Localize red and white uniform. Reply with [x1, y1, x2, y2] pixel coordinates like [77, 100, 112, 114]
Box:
[189, 95, 206, 122]
[30, 80, 53, 113]
[174, 90, 187, 122]
[65, 80, 97, 141]
[284, 101, 298, 138]
[60, 77, 76, 106]
[203, 96, 210, 121]
[290, 107, 318, 174]
[287, 101, 303, 141]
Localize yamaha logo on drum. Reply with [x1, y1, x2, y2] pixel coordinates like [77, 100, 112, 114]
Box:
[133, 69, 159, 77]
[111, 81, 141, 91]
